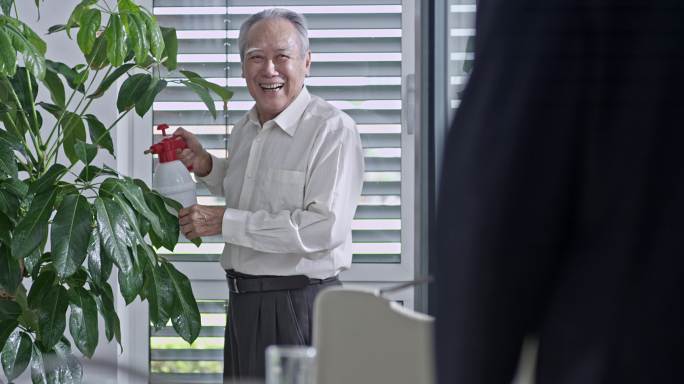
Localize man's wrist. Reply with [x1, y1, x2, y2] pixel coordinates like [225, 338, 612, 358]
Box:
[196, 151, 213, 177]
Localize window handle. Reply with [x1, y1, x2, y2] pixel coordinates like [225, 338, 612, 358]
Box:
[403, 73, 416, 135]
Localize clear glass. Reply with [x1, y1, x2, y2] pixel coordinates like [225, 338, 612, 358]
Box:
[265, 346, 317, 384]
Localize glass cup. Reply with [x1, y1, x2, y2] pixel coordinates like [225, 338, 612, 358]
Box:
[265, 345, 317, 384]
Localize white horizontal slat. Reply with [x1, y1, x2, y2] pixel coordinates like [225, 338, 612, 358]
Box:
[450, 4, 477, 13]
[166, 77, 401, 87]
[153, 100, 401, 111]
[451, 28, 476, 37]
[450, 52, 475, 61]
[176, 29, 401, 39]
[157, 242, 401, 255]
[154, 5, 402, 15]
[176, 52, 401, 63]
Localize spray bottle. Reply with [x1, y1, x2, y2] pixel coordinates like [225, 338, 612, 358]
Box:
[144, 124, 197, 208]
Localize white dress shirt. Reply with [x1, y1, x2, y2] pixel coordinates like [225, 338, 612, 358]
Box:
[198, 87, 364, 279]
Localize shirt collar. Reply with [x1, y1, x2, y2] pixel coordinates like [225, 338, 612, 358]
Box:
[247, 87, 311, 136]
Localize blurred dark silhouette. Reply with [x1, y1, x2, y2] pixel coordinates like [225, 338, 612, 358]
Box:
[435, 1, 684, 383]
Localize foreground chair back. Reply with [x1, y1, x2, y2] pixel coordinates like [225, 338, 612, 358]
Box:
[313, 287, 434, 384]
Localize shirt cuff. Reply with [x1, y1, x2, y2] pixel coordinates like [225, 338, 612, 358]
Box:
[222, 208, 251, 248]
[196, 154, 226, 188]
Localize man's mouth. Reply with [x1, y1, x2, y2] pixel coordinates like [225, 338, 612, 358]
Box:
[259, 82, 284, 92]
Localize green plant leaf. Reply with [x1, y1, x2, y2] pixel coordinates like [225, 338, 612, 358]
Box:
[37, 285, 68, 349]
[51, 194, 91, 279]
[0, 319, 17, 353]
[62, 112, 87, 165]
[117, 259, 142, 305]
[76, 165, 114, 183]
[117, 179, 163, 238]
[77, 8, 100, 55]
[181, 70, 233, 102]
[94, 197, 133, 274]
[0, 245, 21, 295]
[8, 66, 37, 111]
[28, 269, 56, 309]
[0, 212, 10, 245]
[117, 73, 151, 112]
[183, 80, 217, 119]
[98, 177, 122, 199]
[28, 163, 67, 195]
[0, 0, 13, 16]
[87, 63, 134, 99]
[117, 0, 139, 13]
[11, 189, 56, 261]
[94, 283, 121, 346]
[1, 178, 27, 198]
[0, 129, 24, 154]
[1, 329, 32, 381]
[66, 0, 98, 39]
[86, 226, 110, 288]
[65, 268, 87, 289]
[161, 260, 200, 343]
[160, 26, 177, 70]
[45, 60, 85, 93]
[144, 261, 172, 330]
[0, 141, 17, 180]
[0, 28, 17, 77]
[144, 14, 164, 61]
[20, 22, 45, 56]
[0, 301, 21, 321]
[5, 23, 46, 80]
[47, 24, 68, 34]
[104, 14, 127, 67]
[123, 12, 148, 65]
[41, 67, 66, 107]
[84, 32, 109, 69]
[23, 249, 44, 278]
[29, 343, 47, 384]
[73, 140, 98, 165]
[135, 78, 166, 117]
[144, 191, 179, 251]
[0, 189, 20, 224]
[67, 287, 98, 358]
[40, 339, 83, 383]
[83, 114, 114, 156]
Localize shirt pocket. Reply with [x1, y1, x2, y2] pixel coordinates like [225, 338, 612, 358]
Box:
[263, 168, 306, 212]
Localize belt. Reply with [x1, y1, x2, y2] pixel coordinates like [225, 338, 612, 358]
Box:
[226, 270, 339, 294]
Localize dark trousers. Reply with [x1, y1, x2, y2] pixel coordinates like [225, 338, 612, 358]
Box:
[223, 271, 341, 380]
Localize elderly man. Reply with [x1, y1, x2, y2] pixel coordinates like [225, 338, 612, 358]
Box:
[173, 8, 364, 379]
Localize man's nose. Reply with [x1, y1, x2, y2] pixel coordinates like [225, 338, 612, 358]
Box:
[262, 60, 278, 76]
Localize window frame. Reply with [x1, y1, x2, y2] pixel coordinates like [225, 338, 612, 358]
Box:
[118, 0, 421, 379]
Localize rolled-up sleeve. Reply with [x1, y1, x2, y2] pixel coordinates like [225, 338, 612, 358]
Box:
[221, 119, 364, 256]
[197, 155, 229, 196]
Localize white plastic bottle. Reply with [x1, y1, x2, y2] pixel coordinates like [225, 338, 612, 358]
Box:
[146, 124, 197, 208]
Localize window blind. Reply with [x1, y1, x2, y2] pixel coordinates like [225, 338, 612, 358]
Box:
[448, 1, 476, 111]
[150, 1, 404, 381]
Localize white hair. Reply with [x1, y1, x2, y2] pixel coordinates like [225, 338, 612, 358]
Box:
[238, 8, 310, 61]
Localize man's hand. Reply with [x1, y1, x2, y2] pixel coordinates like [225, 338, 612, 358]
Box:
[179, 205, 226, 240]
[173, 127, 213, 177]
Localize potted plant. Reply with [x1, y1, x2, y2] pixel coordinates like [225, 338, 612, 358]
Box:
[0, 0, 232, 381]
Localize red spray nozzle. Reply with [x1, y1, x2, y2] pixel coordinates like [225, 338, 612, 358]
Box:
[144, 124, 193, 170]
[157, 123, 170, 136]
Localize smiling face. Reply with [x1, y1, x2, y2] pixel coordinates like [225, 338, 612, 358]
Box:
[242, 18, 311, 123]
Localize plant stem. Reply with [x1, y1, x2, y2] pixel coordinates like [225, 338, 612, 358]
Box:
[5, 78, 43, 175]
[25, 69, 46, 164]
[63, 109, 131, 174]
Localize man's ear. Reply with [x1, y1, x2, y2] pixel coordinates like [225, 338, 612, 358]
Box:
[305, 50, 312, 75]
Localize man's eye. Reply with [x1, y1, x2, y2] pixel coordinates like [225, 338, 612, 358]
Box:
[277, 55, 289, 62]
